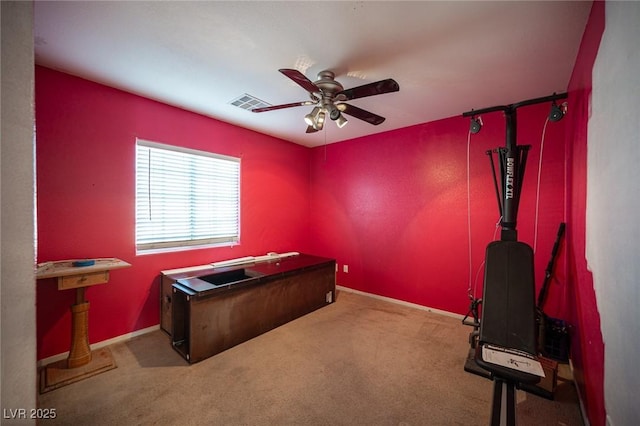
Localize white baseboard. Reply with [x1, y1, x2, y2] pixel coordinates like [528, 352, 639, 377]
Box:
[336, 285, 464, 320]
[37, 324, 160, 367]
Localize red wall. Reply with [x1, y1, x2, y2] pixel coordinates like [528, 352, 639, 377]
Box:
[308, 103, 567, 317]
[35, 67, 312, 360]
[564, 2, 606, 425]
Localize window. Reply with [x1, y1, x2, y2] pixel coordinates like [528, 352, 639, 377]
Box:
[135, 139, 240, 252]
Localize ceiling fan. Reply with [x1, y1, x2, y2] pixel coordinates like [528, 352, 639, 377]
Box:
[252, 69, 400, 133]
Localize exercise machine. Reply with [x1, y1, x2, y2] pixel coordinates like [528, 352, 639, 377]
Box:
[461, 92, 567, 425]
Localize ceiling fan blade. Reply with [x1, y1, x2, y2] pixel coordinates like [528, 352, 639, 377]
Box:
[251, 100, 315, 113]
[279, 69, 320, 94]
[338, 103, 386, 125]
[337, 79, 399, 101]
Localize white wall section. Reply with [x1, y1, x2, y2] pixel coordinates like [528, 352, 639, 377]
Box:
[587, 2, 640, 425]
[1, 1, 37, 420]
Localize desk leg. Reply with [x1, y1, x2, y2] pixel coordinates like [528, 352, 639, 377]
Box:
[40, 287, 117, 393]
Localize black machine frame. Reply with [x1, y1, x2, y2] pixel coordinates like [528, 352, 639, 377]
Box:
[463, 92, 567, 241]
[461, 92, 567, 426]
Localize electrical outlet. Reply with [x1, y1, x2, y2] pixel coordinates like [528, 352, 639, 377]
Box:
[326, 291, 333, 303]
[343, 264, 349, 273]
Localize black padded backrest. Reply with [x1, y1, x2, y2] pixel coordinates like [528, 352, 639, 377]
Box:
[479, 240, 536, 355]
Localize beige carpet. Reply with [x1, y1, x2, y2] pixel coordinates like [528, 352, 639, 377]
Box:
[38, 290, 583, 425]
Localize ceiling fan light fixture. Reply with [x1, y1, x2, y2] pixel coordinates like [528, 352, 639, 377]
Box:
[328, 105, 341, 121]
[304, 106, 321, 126]
[313, 111, 326, 130]
[303, 114, 314, 126]
[327, 104, 348, 128]
[335, 113, 348, 128]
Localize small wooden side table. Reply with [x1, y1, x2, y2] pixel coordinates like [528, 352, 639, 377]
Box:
[36, 258, 131, 393]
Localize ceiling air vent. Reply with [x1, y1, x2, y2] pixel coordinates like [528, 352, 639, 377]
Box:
[229, 94, 270, 111]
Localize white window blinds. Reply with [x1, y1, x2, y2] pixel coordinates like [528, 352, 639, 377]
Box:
[135, 140, 240, 252]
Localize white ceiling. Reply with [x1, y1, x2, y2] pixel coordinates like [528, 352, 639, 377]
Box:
[34, 1, 592, 147]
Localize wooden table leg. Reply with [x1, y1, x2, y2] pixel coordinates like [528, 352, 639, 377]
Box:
[67, 287, 92, 368]
[39, 286, 117, 393]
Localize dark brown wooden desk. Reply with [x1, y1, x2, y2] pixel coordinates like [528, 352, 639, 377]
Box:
[163, 254, 336, 363]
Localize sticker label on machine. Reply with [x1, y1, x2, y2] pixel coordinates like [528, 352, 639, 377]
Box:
[481, 344, 545, 377]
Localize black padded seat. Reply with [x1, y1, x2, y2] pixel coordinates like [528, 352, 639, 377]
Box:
[475, 240, 540, 384]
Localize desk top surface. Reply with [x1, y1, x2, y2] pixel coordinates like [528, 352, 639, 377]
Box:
[173, 253, 335, 295]
[163, 253, 333, 280]
[36, 258, 131, 279]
